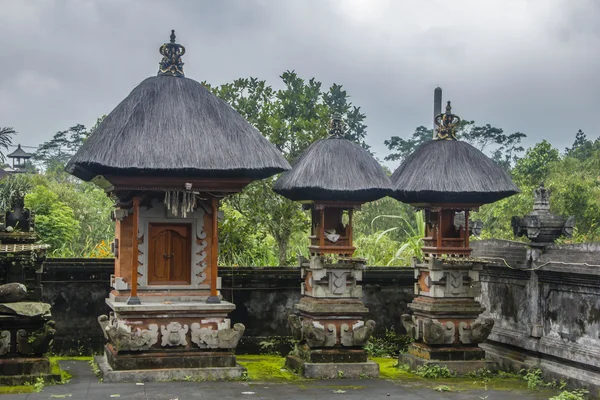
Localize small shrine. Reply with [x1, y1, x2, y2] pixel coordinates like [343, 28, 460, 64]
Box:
[0, 195, 54, 384]
[6, 145, 33, 174]
[391, 98, 520, 373]
[512, 182, 575, 245]
[273, 114, 393, 378]
[66, 31, 290, 382]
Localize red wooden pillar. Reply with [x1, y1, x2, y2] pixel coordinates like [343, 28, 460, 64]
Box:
[127, 197, 141, 305]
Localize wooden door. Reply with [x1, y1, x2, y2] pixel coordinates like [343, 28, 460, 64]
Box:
[148, 223, 191, 285]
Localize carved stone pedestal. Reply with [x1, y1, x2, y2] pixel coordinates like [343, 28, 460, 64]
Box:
[0, 311, 57, 384]
[400, 258, 496, 374]
[95, 295, 246, 382]
[286, 257, 379, 379]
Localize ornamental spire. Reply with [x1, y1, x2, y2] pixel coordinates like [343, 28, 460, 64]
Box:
[158, 30, 186, 77]
[434, 101, 461, 140]
[328, 112, 345, 137]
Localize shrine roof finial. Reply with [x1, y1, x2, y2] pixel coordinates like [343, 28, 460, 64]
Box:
[158, 29, 186, 77]
[329, 113, 344, 137]
[434, 101, 461, 140]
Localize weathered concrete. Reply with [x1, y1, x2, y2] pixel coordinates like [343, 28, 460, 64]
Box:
[473, 239, 600, 397]
[286, 355, 379, 379]
[95, 355, 247, 383]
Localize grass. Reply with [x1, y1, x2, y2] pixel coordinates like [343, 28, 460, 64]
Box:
[236, 355, 302, 382]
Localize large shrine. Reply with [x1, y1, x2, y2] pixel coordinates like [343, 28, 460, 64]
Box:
[274, 114, 392, 378]
[392, 93, 520, 373]
[66, 31, 290, 381]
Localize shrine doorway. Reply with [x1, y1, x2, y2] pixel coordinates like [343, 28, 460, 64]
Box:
[147, 223, 192, 285]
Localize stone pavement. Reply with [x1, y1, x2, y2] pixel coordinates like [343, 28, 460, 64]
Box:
[7, 360, 557, 400]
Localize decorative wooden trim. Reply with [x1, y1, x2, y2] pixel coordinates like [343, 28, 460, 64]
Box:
[210, 197, 219, 298]
[131, 197, 140, 299]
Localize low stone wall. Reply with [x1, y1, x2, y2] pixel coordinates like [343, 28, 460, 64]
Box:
[472, 239, 600, 396]
[40, 260, 414, 354]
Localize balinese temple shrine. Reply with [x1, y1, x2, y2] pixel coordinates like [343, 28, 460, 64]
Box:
[66, 31, 290, 382]
[392, 98, 520, 373]
[273, 114, 392, 378]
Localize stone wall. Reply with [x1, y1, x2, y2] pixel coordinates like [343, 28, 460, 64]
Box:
[472, 239, 600, 396]
[40, 260, 414, 354]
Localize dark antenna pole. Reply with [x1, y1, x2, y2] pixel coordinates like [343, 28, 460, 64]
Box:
[433, 87, 442, 138]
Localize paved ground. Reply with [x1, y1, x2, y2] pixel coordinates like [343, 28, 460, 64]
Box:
[7, 360, 557, 400]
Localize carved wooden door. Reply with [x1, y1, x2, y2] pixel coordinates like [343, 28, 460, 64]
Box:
[148, 223, 191, 285]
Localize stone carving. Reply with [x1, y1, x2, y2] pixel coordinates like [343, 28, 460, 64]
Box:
[512, 183, 575, 243]
[445, 271, 464, 296]
[288, 314, 303, 340]
[341, 320, 375, 347]
[0, 331, 10, 355]
[307, 321, 336, 347]
[422, 318, 455, 345]
[98, 314, 159, 351]
[459, 318, 494, 344]
[190, 322, 245, 349]
[330, 271, 348, 295]
[161, 322, 189, 347]
[16, 321, 56, 355]
[401, 314, 417, 340]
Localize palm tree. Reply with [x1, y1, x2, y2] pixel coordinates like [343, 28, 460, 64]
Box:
[0, 127, 15, 164]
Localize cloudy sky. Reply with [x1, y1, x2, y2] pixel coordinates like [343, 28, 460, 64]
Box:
[1, 0, 598, 169]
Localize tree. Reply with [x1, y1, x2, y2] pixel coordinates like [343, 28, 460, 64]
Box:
[0, 127, 15, 164]
[33, 116, 105, 171]
[384, 121, 526, 169]
[512, 140, 561, 188]
[207, 71, 369, 265]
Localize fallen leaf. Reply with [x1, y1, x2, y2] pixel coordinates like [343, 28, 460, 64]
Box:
[241, 392, 255, 395]
[333, 390, 346, 394]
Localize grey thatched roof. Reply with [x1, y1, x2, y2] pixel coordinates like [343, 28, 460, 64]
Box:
[7, 145, 31, 159]
[391, 140, 519, 204]
[273, 136, 393, 202]
[66, 75, 290, 181]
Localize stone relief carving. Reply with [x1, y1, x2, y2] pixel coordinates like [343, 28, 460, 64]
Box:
[0, 330, 10, 355]
[422, 318, 455, 345]
[340, 320, 375, 347]
[161, 322, 189, 347]
[289, 316, 337, 347]
[189, 321, 245, 349]
[401, 314, 418, 340]
[445, 271, 465, 296]
[98, 314, 158, 351]
[16, 321, 56, 355]
[459, 318, 494, 344]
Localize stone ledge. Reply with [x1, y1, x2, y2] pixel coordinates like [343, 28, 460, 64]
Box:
[400, 353, 497, 375]
[95, 355, 247, 383]
[106, 299, 236, 312]
[285, 355, 379, 379]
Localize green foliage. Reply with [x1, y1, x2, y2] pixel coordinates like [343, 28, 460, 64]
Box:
[25, 186, 79, 254]
[353, 197, 414, 241]
[522, 368, 547, 390]
[512, 140, 561, 187]
[353, 233, 401, 266]
[433, 385, 453, 392]
[372, 210, 425, 265]
[549, 389, 589, 400]
[415, 364, 454, 379]
[0, 126, 15, 163]
[0, 174, 34, 211]
[208, 72, 369, 265]
[364, 329, 412, 357]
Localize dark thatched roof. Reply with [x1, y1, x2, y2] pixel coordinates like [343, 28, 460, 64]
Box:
[66, 75, 290, 181]
[391, 140, 519, 205]
[7, 145, 31, 159]
[273, 136, 393, 202]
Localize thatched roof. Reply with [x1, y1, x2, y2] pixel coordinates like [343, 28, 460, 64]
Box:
[66, 31, 290, 181]
[391, 140, 519, 204]
[273, 136, 393, 202]
[7, 145, 31, 159]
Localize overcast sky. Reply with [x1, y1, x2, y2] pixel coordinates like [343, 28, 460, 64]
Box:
[1, 0, 598, 169]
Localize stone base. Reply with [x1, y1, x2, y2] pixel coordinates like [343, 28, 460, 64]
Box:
[407, 342, 486, 361]
[400, 353, 497, 375]
[105, 344, 237, 370]
[286, 355, 379, 379]
[0, 357, 60, 385]
[302, 349, 368, 363]
[95, 355, 247, 383]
